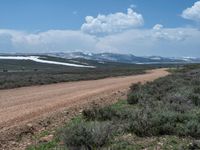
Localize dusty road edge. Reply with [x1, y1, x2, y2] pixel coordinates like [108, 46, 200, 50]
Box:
[0, 68, 170, 150]
[0, 89, 129, 150]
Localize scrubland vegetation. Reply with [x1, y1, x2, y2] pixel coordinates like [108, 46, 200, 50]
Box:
[61, 65, 200, 149]
[27, 64, 200, 150]
[0, 56, 166, 89]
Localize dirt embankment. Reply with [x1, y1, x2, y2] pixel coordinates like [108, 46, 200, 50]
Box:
[0, 68, 170, 149]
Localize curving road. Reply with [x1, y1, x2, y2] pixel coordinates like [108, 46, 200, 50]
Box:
[0, 68, 169, 130]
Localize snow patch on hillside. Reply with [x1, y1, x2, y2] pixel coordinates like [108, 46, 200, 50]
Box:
[0, 56, 95, 68]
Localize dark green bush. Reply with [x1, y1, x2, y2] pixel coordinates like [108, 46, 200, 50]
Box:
[2, 69, 8, 72]
[186, 120, 200, 138]
[189, 93, 200, 106]
[193, 86, 200, 94]
[61, 65, 200, 149]
[62, 121, 114, 149]
[127, 109, 200, 137]
[127, 83, 144, 105]
[129, 82, 141, 91]
[127, 92, 141, 105]
[83, 106, 118, 121]
[128, 109, 154, 136]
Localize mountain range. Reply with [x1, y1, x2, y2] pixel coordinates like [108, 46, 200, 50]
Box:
[46, 52, 200, 64]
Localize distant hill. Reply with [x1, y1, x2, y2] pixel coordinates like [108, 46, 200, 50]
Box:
[46, 52, 200, 64]
[1, 52, 200, 64]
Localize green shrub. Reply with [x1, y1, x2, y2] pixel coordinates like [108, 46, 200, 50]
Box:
[128, 109, 154, 136]
[127, 83, 144, 105]
[127, 108, 200, 137]
[189, 94, 200, 106]
[62, 121, 114, 149]
[60, 65, 200, 149]
[83, 106, 118, 121]
[129, 83, 141, 92]
[186, 120, 200, 138]
[127, 92, 141, 105]
[2, 69, 8, 72]
[193, 86, 200, 94]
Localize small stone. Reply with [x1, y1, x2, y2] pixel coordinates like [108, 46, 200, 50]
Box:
[59, 141, 64, 145]
[64, 110, 69, 115]
[39, 127, 45, 132]
[156, 145, 161, 150]
[158, 142, 163, 146]
[189, 140, 200, 149]
[27, 123, 33, 128]
[24, 123, 35, 134]
[27, 142, 32, 146]
[39, 134, 53, 143]
[11, 141, 17, 145]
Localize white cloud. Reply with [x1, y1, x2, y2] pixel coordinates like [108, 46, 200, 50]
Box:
[0, 5, 200, 57]
[152, 25, 186, 41]
[95, 27, 200, 56]
[153, 24, 164, 30]
[0, 29, 97, 53]
[0, 27, 199, 57]
[81, 8, 144, 34]
[0, 6, 200, 57]
[181, 1, 200, 22]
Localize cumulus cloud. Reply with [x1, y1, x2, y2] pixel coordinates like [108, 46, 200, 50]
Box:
[153, 24, 164, 30]
[81, 8, 144, 34]
[181, 1, 200, 22]
[152, 25, 186, 41]
[0, 29, 97, 53]
[0, 27, 199, 57]
[95, 27, 200, 56]
[0, 7, 199, 57]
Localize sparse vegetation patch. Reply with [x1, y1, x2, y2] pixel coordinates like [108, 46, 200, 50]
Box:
[58, 64, 200, 149]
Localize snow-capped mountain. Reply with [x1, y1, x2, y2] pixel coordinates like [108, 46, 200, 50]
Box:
[47, 52, 200, 64]
[3, 52, 199, 64]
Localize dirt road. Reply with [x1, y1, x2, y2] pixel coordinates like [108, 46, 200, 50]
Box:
[0, 68, 169, 130]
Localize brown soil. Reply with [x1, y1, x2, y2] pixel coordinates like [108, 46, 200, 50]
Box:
[0, 68, 169, 149]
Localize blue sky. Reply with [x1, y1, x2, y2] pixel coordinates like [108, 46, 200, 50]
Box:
[0, 0, 197, 30]
[0, 0, 200, 57]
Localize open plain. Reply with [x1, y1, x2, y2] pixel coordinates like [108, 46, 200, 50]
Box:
[0, 68, 169, 130]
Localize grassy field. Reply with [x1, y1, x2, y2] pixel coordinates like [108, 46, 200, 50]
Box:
[26, 64, 200, 150]
[0, 55, 170, 89]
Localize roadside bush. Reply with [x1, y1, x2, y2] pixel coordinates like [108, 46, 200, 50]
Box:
[189, 93, 200, 106]
[186, 120, 200, 138]
[127, 92, 141, 105]
[60, 65, 200, 149]
[129, 82, 141, 92]
[128, 109, 155, 136]
[82, 69, 200, 138]
[62, 121, 114, 149]
[191, 78, 200, 86]
[127, 83, 144, 105]
[82, 105, 100, 121]
[164, 94, 192, 113]
[128, 109, 174, 136]
[127, 107, 200, 137]
[193, 86, 200, 94]
[83, 106, 118, 121]
[2, 69, 8, 72]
